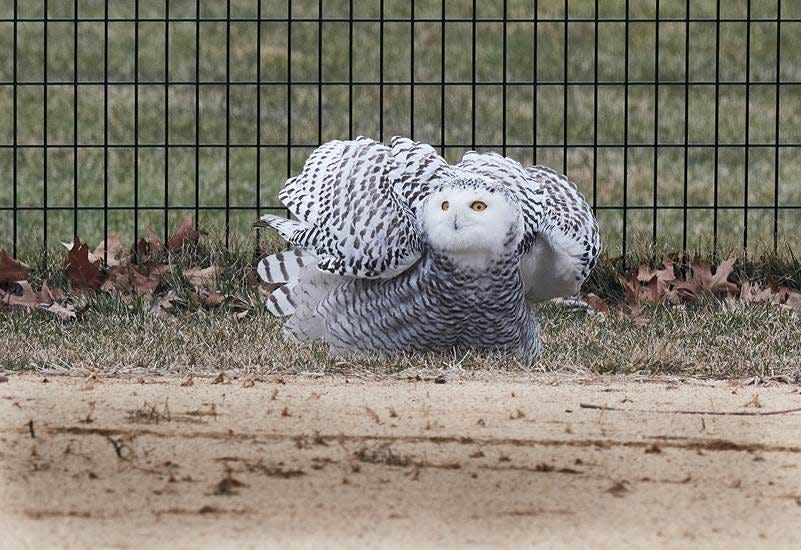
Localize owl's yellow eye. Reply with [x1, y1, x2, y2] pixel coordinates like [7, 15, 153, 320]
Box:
[441, 201, 449, 211]
[471, 201, 487, 211]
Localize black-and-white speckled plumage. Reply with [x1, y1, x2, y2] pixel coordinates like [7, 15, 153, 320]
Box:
[457, 151, 601, 301]
[255, 136, 600, 362]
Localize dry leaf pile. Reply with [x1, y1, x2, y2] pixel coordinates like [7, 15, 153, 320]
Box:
[608, 255, 801, 323]
[0, 214, 257, 320]
[2, 218, 800, 324]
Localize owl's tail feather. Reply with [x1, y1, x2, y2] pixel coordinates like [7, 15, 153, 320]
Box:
[265, 281, 298, 316]
[257, 246, 319, 319]
[254, 215, 339, 339]
[253, 214, 306, 242]
[256, 248, 315, 284]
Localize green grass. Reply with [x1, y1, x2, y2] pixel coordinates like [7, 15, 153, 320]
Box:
[2, 0, 801, 262]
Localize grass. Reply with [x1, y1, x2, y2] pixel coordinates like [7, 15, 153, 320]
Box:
[2, 232, 801, 379]
[1, 299, 799, 379]
[1, 0, 800, 261]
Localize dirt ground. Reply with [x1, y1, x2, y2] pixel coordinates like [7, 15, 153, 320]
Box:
[1, 374, 800, 549]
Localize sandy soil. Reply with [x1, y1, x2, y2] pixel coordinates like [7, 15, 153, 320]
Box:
[1, 374, 800, 549]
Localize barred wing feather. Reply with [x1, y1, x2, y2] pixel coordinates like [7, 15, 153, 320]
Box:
[258, 137, 447, 279]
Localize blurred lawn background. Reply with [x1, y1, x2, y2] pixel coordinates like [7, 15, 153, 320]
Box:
[1, 0, 800, 262]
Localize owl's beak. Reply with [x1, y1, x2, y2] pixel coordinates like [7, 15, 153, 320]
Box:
[452, 210, 466, 231]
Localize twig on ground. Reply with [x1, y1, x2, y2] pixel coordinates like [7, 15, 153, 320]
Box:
[579, 403, 801, 417]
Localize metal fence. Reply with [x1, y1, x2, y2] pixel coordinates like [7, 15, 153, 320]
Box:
[1, 1, 799, 260]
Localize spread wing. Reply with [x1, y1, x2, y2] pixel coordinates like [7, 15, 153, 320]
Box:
[457, 151, 601, 300]
[256, 137, 450, 279]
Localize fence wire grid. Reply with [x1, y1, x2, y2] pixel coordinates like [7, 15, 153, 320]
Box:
[1, 0, 800, 261]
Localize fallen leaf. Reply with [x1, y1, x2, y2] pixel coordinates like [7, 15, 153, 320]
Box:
[0, 281, 39, 308]
[62, 240, 99, 263]
[689, 257, 738, 295]
[42, 303, 76, 321]
[93, 235, 124, 266]
[636, 264, 655, 283]
[38, 281, 56, 304]
[185, 266, 219, 290]
[638, 275, 662, 303]
[783, 290, 801, 312]
[585, 293, 609, 313]
[159, 290, 177, 310]
[618, 275, 644, 319]
[64, 237, 104, 291]
[167, 213, 202, 251]
[0, 250, 31, 283]
[654, 256, 677, 285]
[134, 230, 166, 262]
[193, 289, 224, 307]
[130, 268, 161, 297]
[146, 229, 162, 248]
[740, 282, 762, 304]
[103, 264, 164, 298]
[632, 257, 679, 304]
[669, 279, 702, 302]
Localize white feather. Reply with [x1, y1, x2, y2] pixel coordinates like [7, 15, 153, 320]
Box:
[257, 249, 316, 284]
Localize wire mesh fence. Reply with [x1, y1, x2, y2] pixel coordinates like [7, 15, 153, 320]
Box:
[1, 0, 799, 261]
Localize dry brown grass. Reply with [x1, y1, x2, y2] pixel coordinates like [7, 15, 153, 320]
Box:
[1, 300, 799, 380]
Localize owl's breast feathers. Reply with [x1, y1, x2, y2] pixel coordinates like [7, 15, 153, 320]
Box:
[318, 250, 541, 361]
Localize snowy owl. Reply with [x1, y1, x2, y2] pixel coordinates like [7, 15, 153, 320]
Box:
[254, 137, 600, 362]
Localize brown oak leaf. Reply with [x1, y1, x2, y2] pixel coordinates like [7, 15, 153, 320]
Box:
[135, 229, 166, 263]
[103, 264, 164, 298]
[618, 275, 644, 319]
[158, 289, 178, 310]
[585, 293, 609, 313]
[782, 290, 801, 312]
[43, 302, 77, 321]
[38, 280, 56, 304]
[184, 266, 219, 290]
[638, 275, 662, 303]
[739, 281, 776, 304]
[0, 281, 39, 308]
[0, 249, 31, 284]
[93, 235, 124, 266]
[193, 289, 224, 307]
[654, 256, 677, 285]
[167, 213, 202, 251]
[64, 237, 104, 291]
[636, 264, 655, 283]
[689, 257, 738, 294]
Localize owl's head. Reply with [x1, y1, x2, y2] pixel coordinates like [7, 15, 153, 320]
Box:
[421, 178, 523, 270]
